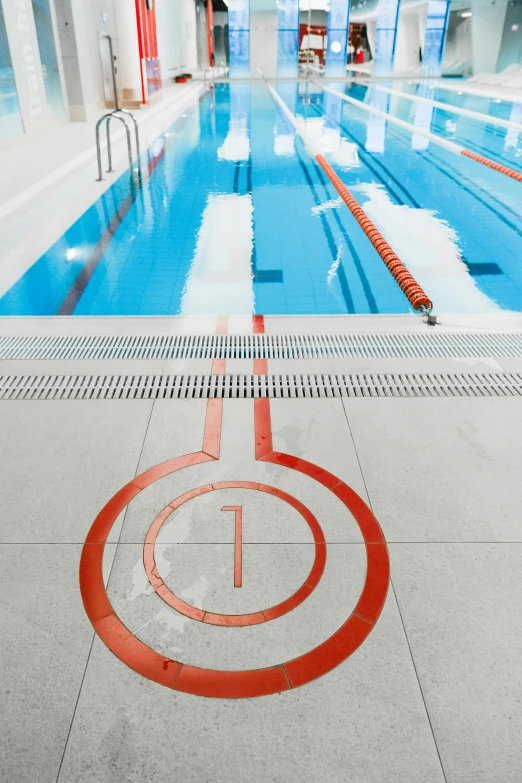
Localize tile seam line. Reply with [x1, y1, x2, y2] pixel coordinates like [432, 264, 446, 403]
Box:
[339, 395, 448, 780]
[4, 544, 522, 548]
[317, 82, 522, 183]
[390, 580, 450, 783]
[292, 143, 356, 314]
[54, 391, 158, 781]
[349, 85, 520, 179]
[262, 76, 433, 312]
[0, 83, 204, 225]
[54, 631, 97, 783]
[354, 80, 522, 132]
[339, 396, 377, 515]
[281, 663, 293, 689]
[55, 99, 203, 315]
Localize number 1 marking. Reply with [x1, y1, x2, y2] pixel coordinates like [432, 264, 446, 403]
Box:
[221, 506, 242, 587]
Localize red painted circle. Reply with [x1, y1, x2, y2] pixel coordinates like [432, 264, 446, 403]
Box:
[80, 451, 389, 699]
[143, 481, 326, 627]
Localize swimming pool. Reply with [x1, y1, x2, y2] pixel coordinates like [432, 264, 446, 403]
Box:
[2, 79, 522, 316]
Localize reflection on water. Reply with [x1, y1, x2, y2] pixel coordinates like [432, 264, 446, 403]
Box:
[294, 115, 360, 168]
[274, 83, 297, 156]
[412, 83, 435, 151]
[181, 193, 255, 315]
[365, 90, 389, 153]
[504, 103, 522, 153]
[183, 82, 254, 316]
[219, 83, 250, 161]
[357, 183, 501, 312]
[3, 80, 522, 316]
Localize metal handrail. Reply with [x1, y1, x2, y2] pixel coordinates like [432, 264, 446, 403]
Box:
[96, 113, 131, 181]
[113, 108, 141, 170]
[95, 110, 142, 183]
[202, 64, 228, 86]
[95, 34, 141, 184]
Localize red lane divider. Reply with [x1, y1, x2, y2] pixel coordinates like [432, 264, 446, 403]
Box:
[318, 82, 522, 186]
[461, 149, 522, 182]
[315, 154, 433, 312]
[252, 315, 265, 333]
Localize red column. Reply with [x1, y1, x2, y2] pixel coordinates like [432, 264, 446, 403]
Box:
[135, 0, 161, 104]
[207, 0, 215, 67]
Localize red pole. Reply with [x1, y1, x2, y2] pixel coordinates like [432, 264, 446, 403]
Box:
[134, 0, 146, 103]
[207, 0, 214, 67]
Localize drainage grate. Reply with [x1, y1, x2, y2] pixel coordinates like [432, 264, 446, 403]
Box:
[1, 332, 522, 361]
[1, 373, 521, 400]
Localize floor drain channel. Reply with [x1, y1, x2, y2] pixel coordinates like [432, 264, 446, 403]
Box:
[1, 332, 522, 360]
[1, 373, 521, 400]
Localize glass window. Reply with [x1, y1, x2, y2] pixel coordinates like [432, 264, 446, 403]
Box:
[31, 0, 65, 119]
[228, 0, 250, 78]
[0, 3, 24, 138]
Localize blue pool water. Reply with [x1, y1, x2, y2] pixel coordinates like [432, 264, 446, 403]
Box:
[2, 80, 522, 316]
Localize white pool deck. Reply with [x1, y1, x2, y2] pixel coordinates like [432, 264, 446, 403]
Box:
[1, 79, 522, 783]
[1, 311, 522, 783]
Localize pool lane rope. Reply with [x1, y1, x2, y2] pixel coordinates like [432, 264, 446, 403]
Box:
[316, 82, 522, 185]
[262, 75, 434, 313]
[352, 81, 522, 134]
[315, 155, 433, 311]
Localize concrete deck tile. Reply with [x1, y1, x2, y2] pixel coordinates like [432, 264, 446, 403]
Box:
[497, 357, 522, 374]
[133, 398, 208, 471]
[344, 397, 522, 542]
[104, 542, 367, 669]
[391, 543, 522, 783]
[0, 545, 94, 783]
[162, 358, 212, 375]
[0, 400, 153, 543]
[330, 356, 506, 375]
[0, 359, 166, 376]
[119, 398, 369, 544]
[268, 358, 335, 374]
[56, 588, 445, 783]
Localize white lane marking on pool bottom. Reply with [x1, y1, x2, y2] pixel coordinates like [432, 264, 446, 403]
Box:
[356, 183, 501, 313]
[353, 82, 522, 132]
[265, 76, 502, 314]
[218, 123, 250, 162]
[311, 198, 343, 217]
[318, 83, 465, 156]
[266, 78, 360, 170]
[181, 193, 255, 315]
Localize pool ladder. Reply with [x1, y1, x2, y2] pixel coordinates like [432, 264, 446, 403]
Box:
[95, 34, 141, 185]
[95, 109, 142, 185]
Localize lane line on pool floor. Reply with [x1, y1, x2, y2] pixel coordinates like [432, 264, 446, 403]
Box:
[352, 81, 522, 133]
[57, 93, 207, 315]
[315, 82, 522, 184]
[261, 73, 434, 315]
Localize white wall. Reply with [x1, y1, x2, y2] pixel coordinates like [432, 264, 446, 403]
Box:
[366, 18, 377, 58]
[443, 11, 472, 68]
[354, 0, 513, 76]
[2, 0, 52, 131]
[112, 0, 142, 103]
[394, 9, 422, 72]
[156, 0, 198, 81]
[471, 0, 508, 74]
[250, 10, 278, 76]
[53, 0, 121, 119]
[299, 9, 327, 24]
